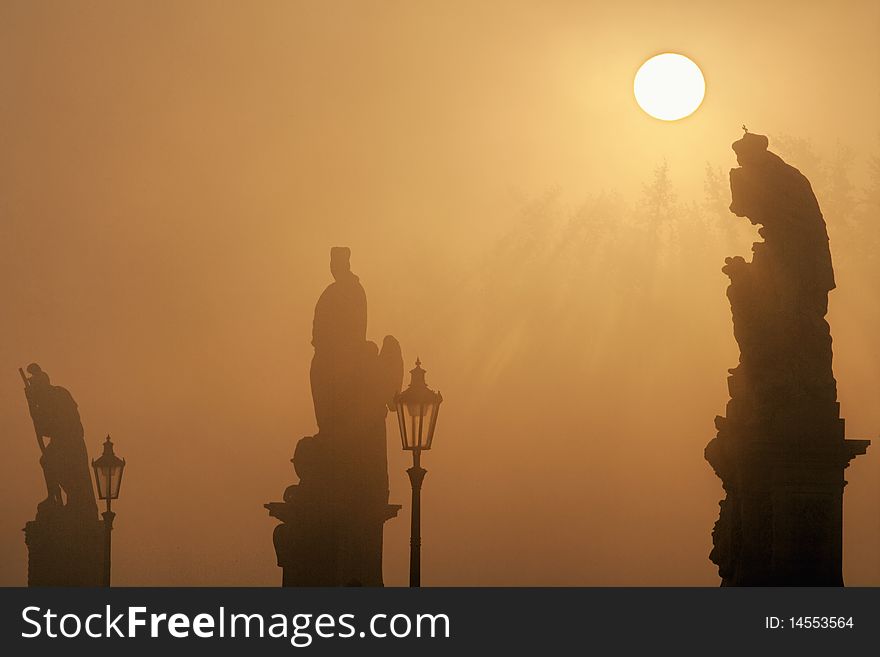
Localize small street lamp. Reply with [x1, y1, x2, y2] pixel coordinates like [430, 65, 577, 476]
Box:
[393, 359, 442, 587]
[92, 435, 126, 588]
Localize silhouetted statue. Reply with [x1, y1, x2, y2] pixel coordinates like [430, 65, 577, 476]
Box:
[310, 246, 368, 435]
[705, 133, 870, 586]
[267, 248, 402, 586]
[20, 365, 103, 586]
[23, 364, 98, 517]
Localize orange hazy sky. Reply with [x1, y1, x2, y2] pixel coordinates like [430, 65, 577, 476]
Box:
[1, 0, 878, 585]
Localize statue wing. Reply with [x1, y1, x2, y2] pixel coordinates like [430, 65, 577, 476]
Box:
[378, 335, 404, 410]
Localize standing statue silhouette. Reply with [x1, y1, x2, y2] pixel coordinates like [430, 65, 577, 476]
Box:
[705, 133, 869, 586]
[310, 246, 369, 435]
[267, 247, 403, 586]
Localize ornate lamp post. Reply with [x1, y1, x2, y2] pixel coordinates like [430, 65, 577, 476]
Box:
[393, 359, 442, 587]
[92, 435, 126, 588]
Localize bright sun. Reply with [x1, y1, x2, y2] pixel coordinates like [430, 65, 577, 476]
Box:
[634, 53, 705, 121]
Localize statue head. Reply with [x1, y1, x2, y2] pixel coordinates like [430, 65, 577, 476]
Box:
[729, 132, 775, 223]
[732, 131, 769, 167]
[330, 246, 352, 282]
[26, 363, 50, 389]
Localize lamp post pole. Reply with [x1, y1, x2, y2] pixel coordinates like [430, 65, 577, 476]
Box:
[92, 435, 125, 589]
[102, 497, 115, 588]
[394, 358, 442, 589]
[407, 448, 427, 587]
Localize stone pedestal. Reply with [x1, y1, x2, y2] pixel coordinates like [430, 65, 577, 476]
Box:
[706, 411, 869, 586]
[266, 487, 400, 586]
[24, 506, 104, 587]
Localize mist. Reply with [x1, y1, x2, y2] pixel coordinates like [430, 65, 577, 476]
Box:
[1, 0, 878, 586]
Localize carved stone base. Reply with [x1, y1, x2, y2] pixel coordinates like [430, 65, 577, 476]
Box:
[24, 506, 104, 587]
[266, 489, 400, 587]
[706, 432, 869, 586]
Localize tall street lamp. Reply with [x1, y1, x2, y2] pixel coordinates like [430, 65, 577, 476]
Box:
[92, 435, 126, 588]
[393, 359, 442, 587]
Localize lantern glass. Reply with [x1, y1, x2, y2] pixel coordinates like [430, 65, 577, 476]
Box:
[394, 359, 442, 451]
[92, 436, 126, 500]
[94, 462, 124, 500]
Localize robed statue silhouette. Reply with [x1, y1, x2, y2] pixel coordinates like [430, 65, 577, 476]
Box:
[705, 133, 869, 586]
[267, 247, 403, 586]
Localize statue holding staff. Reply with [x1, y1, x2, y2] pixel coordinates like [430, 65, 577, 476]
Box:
[20, 364, 97, 517]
